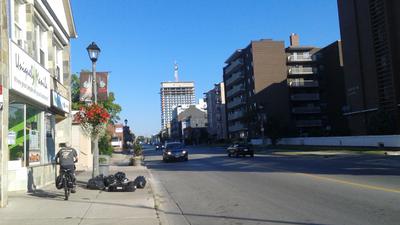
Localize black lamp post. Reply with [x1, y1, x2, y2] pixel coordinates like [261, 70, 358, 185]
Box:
[87, 42, 101, 178]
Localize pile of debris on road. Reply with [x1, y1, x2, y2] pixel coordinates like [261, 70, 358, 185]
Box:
[87, 172, 146, 192]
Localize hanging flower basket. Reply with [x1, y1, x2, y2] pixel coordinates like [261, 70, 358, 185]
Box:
[74, 104, 110, 138]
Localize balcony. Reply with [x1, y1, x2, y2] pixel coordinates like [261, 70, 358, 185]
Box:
[287, 54, 313, 62]
[292, 106, 321, 114]
[225, 59, 243, 74]
[226, 84, 245, 97]
[296, 119, 322, 127]
[288, 67, 316, 75]
[288, 80, 319, 88]
[228, 122, 246, 132]
[290, 93, 320, 101]
[227, 98, 245, 109]
[228, 111, 245, 121]
[225, 71, 244, 86]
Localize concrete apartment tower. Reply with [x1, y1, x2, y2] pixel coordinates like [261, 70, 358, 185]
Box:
[0, 0, 77, 207]
[160, 63, 195, 135]
[286, 34, 322, 135]
[337, 0, 400, 134]
[223, 39, 290, 140]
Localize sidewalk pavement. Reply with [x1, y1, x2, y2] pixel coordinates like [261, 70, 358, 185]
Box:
[0, 161, 160, 225]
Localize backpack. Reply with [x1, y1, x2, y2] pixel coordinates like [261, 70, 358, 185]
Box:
[133, 176, 146, 189]
[55, 175, 63, 189]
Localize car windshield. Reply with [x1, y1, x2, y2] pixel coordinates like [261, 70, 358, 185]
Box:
[166, 143, 183, 149]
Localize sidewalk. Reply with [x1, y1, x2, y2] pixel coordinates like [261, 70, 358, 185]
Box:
[0, 155, 160, 225]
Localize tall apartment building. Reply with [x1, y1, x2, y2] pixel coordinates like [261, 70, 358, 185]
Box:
[286, 34, 322, 135]
[286, 34, 348, 136]
[223, 39, 290, 140]
[160, 64, 195, 132]
[205, 82, 227, 141]
[338, 0, 400, 134]
[0, 0, 76, 206]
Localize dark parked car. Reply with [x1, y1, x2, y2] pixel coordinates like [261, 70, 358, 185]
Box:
[163, 142, 188, 162]
[155, 144, 163, 151]
[227, 144, 254, 157]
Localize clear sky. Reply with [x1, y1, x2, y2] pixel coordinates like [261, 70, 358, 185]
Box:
[70, 0, 340, 136]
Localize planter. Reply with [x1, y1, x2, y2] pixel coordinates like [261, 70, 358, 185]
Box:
[99, 164, 110, 176]
[99, 155, 111, 176]
[130, 156, 142, 166]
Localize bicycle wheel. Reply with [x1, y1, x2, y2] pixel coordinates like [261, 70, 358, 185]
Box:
[64, 176, 70, 200]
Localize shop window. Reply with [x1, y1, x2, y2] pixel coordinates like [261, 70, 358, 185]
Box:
[8, 104, 25, 162]
[26, 105, 42, 166]
[44, 114, 55, 163]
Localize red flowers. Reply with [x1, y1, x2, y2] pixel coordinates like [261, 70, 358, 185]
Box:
[74, 104, 110, 137]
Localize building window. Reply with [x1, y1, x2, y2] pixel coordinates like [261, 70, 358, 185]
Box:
[14, 0, 26, 49]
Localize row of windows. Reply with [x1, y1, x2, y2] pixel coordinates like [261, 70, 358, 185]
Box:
[13, 0, 65, 84]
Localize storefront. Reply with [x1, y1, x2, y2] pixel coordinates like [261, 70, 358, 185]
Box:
[7, 40, 57, 191]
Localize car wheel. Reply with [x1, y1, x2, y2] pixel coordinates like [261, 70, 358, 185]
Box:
[250, 153, 254, 157]
[228, 153, 231, 157]
[184, 157, 188, 161]
[235, 153, 240, 158]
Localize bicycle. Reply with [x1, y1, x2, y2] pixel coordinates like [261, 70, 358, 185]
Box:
[60, 168, 74, 200]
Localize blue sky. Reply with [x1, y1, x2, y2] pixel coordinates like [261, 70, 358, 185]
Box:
[70, 0, 340, 136]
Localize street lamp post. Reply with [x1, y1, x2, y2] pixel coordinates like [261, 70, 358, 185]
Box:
[87, 42, 101, 178]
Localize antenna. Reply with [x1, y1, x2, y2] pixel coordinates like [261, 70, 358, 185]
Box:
[174, 60, 179, 82]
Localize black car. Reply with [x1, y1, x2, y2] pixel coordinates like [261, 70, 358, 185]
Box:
[155, 144, 163, 151]
[162, 142, 188, 162]
[227, 144, 254, 157]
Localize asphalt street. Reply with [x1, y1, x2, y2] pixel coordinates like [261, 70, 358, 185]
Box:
[143, 145, 400, 225]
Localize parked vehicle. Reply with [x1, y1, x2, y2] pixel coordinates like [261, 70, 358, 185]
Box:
[227, 144, 254, 157]
[163, 142, 188, 162]
[155, 143, 163, 150]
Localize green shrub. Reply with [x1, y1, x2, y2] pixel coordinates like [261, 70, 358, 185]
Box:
[99, 133, 113, 156]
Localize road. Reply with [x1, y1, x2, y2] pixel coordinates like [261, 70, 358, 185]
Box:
[143, 145, 400, 225]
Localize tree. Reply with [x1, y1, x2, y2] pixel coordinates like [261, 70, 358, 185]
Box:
[99, 92, 121, 124]
[71, 74, 84, 110]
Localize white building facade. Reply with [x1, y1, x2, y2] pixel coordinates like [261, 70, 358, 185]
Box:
[0, 0, 76, 207]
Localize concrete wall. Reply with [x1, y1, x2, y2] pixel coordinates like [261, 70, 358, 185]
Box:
[276, 135, 400, 147]
[71, 124, 92, 171]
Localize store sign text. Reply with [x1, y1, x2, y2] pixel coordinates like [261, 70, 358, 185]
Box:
[10, 41, 50, 107]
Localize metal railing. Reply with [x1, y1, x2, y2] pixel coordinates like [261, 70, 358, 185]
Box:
[225, 59, 243, 74]
[290, 93, 320, 101]
[288, 80, 319, 88]
[227, 98, 245, 109]
[288, 67, 316, 75]
[288, 54, 313, 62]
[292, 106, 321, 114]
[296, 119, 322, 127]
[228, 111, 245, 121]
[225, 71, 244, 86]
[226, 84, 245, 97]
[228, 123, 246, 132]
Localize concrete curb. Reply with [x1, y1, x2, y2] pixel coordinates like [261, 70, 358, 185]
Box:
[143, 161, 190, 225]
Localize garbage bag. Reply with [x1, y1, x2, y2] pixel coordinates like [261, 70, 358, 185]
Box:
[87, 175, 105, 190]
[133, 176, 146, 189]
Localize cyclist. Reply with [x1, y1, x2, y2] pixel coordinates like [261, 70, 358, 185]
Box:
[55, 142, 78, 193]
